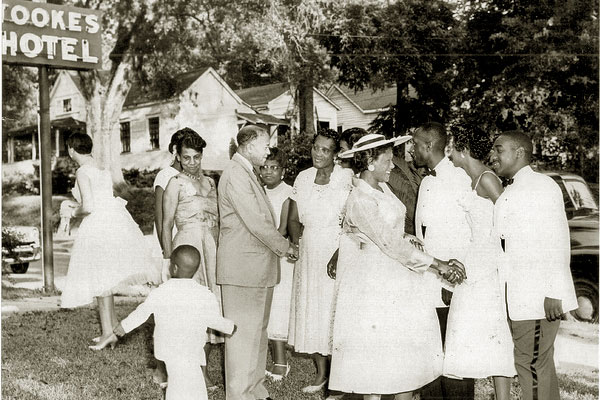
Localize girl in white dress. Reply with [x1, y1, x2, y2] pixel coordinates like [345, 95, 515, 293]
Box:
[60, 133, 158, 343]
[444, 128, 516, 400]
[329, 134, 465, 400]
[287, 129, 354, 393]
[260, 148, 295, 381]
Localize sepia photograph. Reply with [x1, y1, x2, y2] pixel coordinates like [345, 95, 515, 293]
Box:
[1, 0, 598, 399]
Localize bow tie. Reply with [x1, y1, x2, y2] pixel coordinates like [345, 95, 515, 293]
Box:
[502, 177, 514, 187]
[424, 169, 437, 177]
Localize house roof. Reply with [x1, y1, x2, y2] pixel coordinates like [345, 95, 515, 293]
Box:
[123, 68, 209, 107]
[8, 117, 86, 137]
[235, 82, 289, 107]
[330, 84, 397, 112]
[237, 112, 289, 126]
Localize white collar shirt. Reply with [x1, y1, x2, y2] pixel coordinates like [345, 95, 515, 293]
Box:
[415, 157, 472, 307]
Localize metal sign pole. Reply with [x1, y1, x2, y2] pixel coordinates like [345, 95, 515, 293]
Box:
[39, 65, 55, 292]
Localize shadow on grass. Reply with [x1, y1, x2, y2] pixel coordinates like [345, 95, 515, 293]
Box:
[1, 284, 61, 300]
[2, 304, 598, 400]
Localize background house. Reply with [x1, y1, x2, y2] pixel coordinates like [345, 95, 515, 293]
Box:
[236, 82, 340, 137]
[326, 84, 397, 133]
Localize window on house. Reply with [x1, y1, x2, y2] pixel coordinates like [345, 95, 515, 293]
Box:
[317, 121, 330, 131]
[63, 98, 72, 112]
[148, 117, 160, 150]
[120, 122, 131, 153]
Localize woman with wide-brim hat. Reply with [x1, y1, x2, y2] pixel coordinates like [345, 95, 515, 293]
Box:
[328, 133, 466, 400]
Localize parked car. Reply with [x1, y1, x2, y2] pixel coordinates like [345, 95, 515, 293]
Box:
[1, 226, 41, 274]
[543, 172, 599, 322]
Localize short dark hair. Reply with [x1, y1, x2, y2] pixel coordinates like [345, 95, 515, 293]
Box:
[237, 124, 267, 147]
[416, 122, 447, 153]
[352, 143, 394, 174]
[265, 147, 287, 169]
[171, 244, 200, 278]
[499, 130, 533, 161]
[341, 127, 368, 148]
[66, 133, 93, 155]
[313, 128, 341, 152]
[452, 127, 493, 161]
[176, 128, 206, 154]
[168, 129, 188, 154]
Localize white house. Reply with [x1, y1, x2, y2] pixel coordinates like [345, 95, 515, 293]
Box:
[117, 67, 265, 171]
[326, 84, 397, 132]
[7, 68, 291, 171]
[236, 82, 340, 134]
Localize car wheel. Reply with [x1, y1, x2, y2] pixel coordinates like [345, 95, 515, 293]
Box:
[570, 277, 599, 323]
[10, 262, 29, 274]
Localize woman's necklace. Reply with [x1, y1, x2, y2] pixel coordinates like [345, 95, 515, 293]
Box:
[182, 171, 201, 180]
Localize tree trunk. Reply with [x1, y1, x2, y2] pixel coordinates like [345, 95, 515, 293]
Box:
[298, 74, 315, 136]
[80, 56, 134, 185]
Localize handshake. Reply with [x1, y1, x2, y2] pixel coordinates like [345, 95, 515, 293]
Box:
[286, 241, 299, 262]
[435, 259, 467, 285]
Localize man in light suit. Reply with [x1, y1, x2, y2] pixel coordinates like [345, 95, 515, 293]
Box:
[217, 124, 297, 400]
[492, 131, 577, 400]
[412, 122, 474, 400]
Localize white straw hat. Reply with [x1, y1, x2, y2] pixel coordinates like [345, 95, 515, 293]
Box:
[339, 133, 412, 159]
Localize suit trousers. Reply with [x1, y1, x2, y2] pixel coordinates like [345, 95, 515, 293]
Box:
[509, 318, 560, 400]
[420, 306, 475, 400]
[221, 285, 273, 400]
[165, 358, 207, 400]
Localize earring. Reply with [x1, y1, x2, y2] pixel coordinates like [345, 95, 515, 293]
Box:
[368, 164, 375, 172]
[460, 153, 465, 159]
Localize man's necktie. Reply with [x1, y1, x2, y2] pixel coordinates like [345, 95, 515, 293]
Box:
[424, 169, 437, 177]
[502, 177, 514, 187]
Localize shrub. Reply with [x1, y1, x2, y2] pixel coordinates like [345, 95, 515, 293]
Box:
[123, 168, 159, 188]
[1, 227, 26, 261]
[1, 171, 38, 195]
[120, 187, 155, 234]
[277, 132, 314, 185]
[52, 157, 78, 194]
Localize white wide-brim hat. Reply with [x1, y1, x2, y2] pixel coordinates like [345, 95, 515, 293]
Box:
[339, 133, 412, 159]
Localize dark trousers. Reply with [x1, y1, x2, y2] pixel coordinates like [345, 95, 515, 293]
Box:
[509, 318, 560, 400]
[419, 307, 475, 400]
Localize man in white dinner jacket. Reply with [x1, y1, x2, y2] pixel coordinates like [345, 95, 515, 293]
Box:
[412, 122, 474, 400]
[492, 131, 578, 400]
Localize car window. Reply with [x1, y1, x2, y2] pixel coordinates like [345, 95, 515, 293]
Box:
[563, 180, 598, 211]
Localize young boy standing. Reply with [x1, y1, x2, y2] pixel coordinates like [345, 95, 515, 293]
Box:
[91, 245, 234, 400]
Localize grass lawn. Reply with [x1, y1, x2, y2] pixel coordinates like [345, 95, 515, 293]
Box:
[2, 304, 598, 400]
[2, 195, 67, 230]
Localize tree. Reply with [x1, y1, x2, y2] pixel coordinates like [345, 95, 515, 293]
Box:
[323, 0, 461, 136]
[2, 65, 38, 162]
[255, 0, 337, 136]
[453, 0, 599, 181]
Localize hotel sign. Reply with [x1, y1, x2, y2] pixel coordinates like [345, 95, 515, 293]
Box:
[2, 0, 102, 69]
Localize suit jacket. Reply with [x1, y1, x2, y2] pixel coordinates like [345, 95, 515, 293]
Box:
[386, 155, 422, 236]
[121, 279, 234, 364]
[415, 157, 472, 307]
[217, 153, 289, 287]
[493, 166, 578, 321]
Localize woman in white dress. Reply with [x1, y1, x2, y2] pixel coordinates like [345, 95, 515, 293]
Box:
[287, 129, 354, 393]
[329, 134, 465, 400]
[444, 128, 516, 399]
[60, 133, 158, 343]
[260, 148, 295, 381]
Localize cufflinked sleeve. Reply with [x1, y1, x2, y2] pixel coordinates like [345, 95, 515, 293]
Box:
[347, 193, 433, 272]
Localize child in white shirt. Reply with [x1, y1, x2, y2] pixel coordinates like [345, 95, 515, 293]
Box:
[91, 244, 234, 400]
